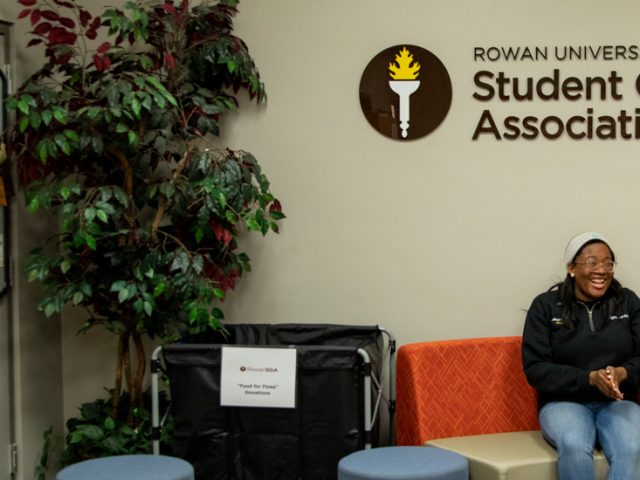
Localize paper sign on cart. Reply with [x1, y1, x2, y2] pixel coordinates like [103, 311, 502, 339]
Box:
[220, 346, 297, 408]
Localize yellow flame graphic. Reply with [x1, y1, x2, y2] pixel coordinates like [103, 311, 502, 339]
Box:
[388, 47, 420, 80]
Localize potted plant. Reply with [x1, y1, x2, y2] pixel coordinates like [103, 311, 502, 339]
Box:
[8, 0, 283, 464]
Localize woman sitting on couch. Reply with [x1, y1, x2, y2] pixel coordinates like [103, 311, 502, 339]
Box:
[522, 231, 640, 480]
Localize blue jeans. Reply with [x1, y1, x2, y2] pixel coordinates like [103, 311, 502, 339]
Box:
[539, 401, 640, 480]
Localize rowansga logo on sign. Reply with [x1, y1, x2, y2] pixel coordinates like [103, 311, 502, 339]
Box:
[359, 45, 452, 141]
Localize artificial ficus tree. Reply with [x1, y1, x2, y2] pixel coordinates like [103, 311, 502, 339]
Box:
[9, 0, 283, 424]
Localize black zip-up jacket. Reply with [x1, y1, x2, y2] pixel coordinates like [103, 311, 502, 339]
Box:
[522, 287, 640, 409]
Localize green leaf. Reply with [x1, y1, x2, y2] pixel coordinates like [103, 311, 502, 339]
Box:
[41, 110, 53, 125]
[170, 252, 189, 272]
[143, 301, 152, 316]
[246, 218, 259, 231]
[27, 269, 40, 282]
[17, 99, 30, 115]
[28, 196, 40, 212]
[153, 135, 166, 155]
[96, 210, 109, 223]
[44, 302, 57, 317]
[102, 436, 124, 453]
[213, 288, 225, 300]
[4, 97, 17, 112]
[91, 136, 104, 154]
[77, 424, 103, 441]
[191, 256, 204, 274]
[86, 107, 101, 119]
[85, 234, 97, 250]
[127, 130, 138, 145]
[127, 283, 138, 298]
[133, 298, 143, 314]
[195, 227, 204, 244]
[37, 141, 48, 162]
[131, 97, 141, 118]
[208, 316, 219, 329]
[84, 208, 96, 222]
[30, 110, 42, 129]
[63, 129, 80, 142]
[60, 185, 71, 200]
[146, 76, 177, 106]
[19, 116, 30, 133]
[151, 93, 165, 109]
[225, 210, 237, 223]
[23, 93, 37, 107]
[104, 416, 116, 430]
[110, 280, 127, 292]
[188, 307, 198, 324]
[144, 75, 162, 91]
[55, 137, 71, 155]
[52, 106, 68, 124]
[73, 291, 84, 305]
[118, 288, 130, 303]
[159, 183, 175, 198]
[60, 260, 71, 273]
[153, 282, 165, 297]
[139, 54, 153, 70]
[133, 266, 144, 282]
[113, 187, 129, 207]
[80, 283, 92, 297]
[147, 184, 158, 199]
[46, 138, 58, 157]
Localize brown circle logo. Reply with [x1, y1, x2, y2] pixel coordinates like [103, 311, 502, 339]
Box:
[359, 45, 452, 140]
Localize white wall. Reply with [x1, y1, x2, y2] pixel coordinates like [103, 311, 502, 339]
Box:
[220, 0, 640, 346]
[7, 0, 640, 477]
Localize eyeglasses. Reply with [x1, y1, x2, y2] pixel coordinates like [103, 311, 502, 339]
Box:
[573, 260, 615, 272]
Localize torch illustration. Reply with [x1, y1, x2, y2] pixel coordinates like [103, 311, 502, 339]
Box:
[388, 47, 421, 138]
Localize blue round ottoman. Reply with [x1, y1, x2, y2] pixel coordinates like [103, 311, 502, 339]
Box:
[338, 446, 468, 480]
[56, 454, 194, 480]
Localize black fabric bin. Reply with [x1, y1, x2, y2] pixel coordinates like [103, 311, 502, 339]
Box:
[154, 324, 389, 480]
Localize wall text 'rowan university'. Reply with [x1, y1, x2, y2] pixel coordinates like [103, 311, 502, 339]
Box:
[471, 45, 640, 141]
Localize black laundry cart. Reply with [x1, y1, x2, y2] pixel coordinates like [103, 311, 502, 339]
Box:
[151, 323, 395, 480]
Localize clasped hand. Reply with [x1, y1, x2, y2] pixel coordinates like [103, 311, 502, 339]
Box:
[589, 366, 627, 400]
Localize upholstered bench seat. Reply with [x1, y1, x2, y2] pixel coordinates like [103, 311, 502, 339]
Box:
[56, 454, 194, 480]
[338, 446, 469, 480]
[426, 431, 608, 480]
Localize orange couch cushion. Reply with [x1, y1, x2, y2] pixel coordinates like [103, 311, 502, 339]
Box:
[396, 336, 539, 446]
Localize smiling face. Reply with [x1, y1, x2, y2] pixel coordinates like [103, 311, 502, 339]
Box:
[567, 241, 614, 302]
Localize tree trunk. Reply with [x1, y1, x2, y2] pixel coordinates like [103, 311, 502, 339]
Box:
[122, 329, 146, 426]
[113, 330, 141, 423]
[112, 331, 132, 417]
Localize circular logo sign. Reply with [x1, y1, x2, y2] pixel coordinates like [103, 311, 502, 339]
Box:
[359, 45, 452, 140]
